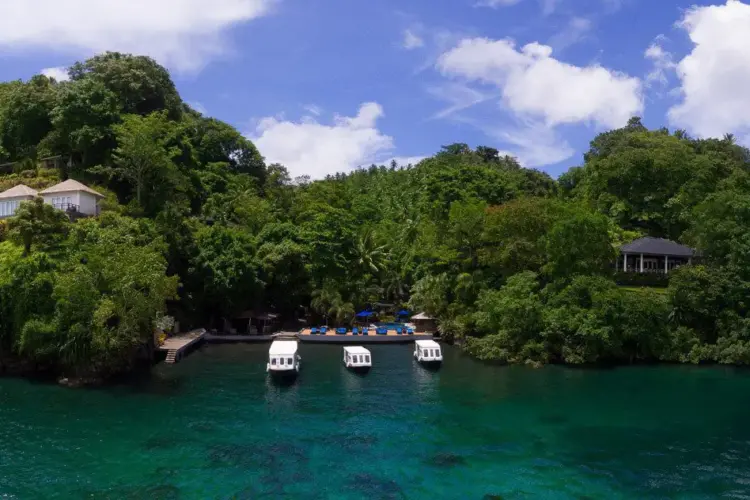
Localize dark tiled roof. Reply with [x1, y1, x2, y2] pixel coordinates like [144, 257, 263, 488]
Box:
[620, 237, 695, 257]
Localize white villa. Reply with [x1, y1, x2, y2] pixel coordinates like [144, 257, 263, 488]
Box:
[0, 184, 38, 218]
[0, 180, 104, 219]
[618, 237, 696, 274]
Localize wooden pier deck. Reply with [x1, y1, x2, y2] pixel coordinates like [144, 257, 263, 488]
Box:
[159, 329, 206, 364]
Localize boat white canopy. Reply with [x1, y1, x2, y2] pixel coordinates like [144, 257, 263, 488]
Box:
[343, 346, 370, 355]
[415, 339, 440, 349]
[269, 340, 298, 356]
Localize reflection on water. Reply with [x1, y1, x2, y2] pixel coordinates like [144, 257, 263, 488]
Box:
[2, 343, 750, 499]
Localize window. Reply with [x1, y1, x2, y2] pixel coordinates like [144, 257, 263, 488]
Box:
[364, 355, 370, 363]
[279, 357, 285, 365]
[271, 358, 277, 365]
[287, 358, 293, 365]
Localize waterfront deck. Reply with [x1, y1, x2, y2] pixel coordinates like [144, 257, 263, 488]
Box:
[206, 333, 276, 343]
[299, 328, 433, 344]
[158, 329, 206, 364]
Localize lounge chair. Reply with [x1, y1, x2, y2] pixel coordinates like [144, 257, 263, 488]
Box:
[352, 327, 359, 335]
[395, 327, 403, 335]
[406, 327, 414, 335]
[362, 328, 369, 336]
[377, 327, 387, 335]
[320, 326, 328, 334]
[336, 327, 347, 335]
[311, 327, 319, 335]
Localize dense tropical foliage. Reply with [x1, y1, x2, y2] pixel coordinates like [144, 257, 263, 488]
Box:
[2, 53, 750, 380]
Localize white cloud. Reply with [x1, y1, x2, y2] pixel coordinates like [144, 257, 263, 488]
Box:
[428, 82, 491, 119]
[403, 29, 424, 50]
[493, 121, 575, 167]
[668, 1, 750, 139]
[40, 66, 70, 82]
[548, 17, 592, 51]
[437, 37, 643, 129]
[644, 34, 675, 87]
[250, 103, 396, 179]
[0, 0, 275, 72]
[304, 104, 322, 116]
[541, 0, 560, 15]
[476, 0, 523, 7]
[386, 156, 427, 167]
[477, 0, 558, 13]
[187, 101, 208, 114]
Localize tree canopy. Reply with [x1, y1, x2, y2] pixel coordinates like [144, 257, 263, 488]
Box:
[2, 52, 750, 379]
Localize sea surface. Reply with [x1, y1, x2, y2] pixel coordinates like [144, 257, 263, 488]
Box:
[2, 344, 750, 499]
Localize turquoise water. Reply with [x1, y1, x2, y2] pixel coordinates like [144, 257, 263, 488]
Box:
[2, 344, 750, 499]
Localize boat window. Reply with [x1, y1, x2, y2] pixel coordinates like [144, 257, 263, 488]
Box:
[365, 355, 370, 363]
[287, 357, 293, 365]
[279, 357, 285, 365]
[271, 358, 277, 365]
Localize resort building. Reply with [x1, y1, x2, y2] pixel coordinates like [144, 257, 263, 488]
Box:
[39, 180, 103, 216]
[618, 237, 696, 274]
[0, 180, 104, 219]
[0, 184, 38, 218]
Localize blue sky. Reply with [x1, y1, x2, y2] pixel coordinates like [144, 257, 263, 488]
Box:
[1, 0, 749, 178]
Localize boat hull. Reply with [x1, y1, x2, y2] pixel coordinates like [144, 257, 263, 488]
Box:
[267, 367, 299, 380]
[345, 364, 371, 374]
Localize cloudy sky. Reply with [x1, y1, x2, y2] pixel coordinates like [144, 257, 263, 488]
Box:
[0, 0, 748, 178]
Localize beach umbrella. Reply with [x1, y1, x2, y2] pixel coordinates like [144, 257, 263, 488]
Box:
[396, 309, 410, 317]
[355, 310, 374, 318]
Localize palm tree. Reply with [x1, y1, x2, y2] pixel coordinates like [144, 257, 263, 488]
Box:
[311, 287, 338, 324]
[353, 229, 388, 276]
[328, 298, 355, 326]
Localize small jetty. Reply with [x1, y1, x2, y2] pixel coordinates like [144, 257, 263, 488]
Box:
[299, 328, 433, 344]
[159, 329, 206, 364]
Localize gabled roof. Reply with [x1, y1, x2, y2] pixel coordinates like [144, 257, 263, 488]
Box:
[40, 179, 104, 198]
[621, 237, 695, 257]
[0, 184, 38, 199]
[411, 312, 434, 320]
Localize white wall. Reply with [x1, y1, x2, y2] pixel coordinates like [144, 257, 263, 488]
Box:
[41, 191, 102, 215]
[0, 195, 35, 218]
[78, 192, 99, 216]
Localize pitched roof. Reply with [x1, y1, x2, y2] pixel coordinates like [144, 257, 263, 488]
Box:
[621, 237, 695, 257]
[40, 179, 104, 198]
[0, 184, 38, 199]
[411, 312, 434, 320]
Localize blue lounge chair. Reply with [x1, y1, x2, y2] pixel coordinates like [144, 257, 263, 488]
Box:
[337, 327, 347, 335]
[377, 327, 387, 335]
[311, 327, 319, 335]
[395, 327, 403, 335]
[320, 326, 328, 334]
[352, 327, 359, 335]
[362, 328, 369, 336]
[406, 327, 414, 335]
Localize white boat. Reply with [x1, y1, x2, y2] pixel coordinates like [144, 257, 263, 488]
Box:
[267, 340, 301, 377]
[414, 339, 442, 365]
[343, 346, 372, 372]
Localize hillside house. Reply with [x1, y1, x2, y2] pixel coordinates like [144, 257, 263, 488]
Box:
[0, 180, 103, 219]
[39, 180, 103, 216]
[0, 184, 38, 218]
[618, 237, 696, 274]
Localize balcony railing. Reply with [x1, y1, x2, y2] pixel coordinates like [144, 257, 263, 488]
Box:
[52, 202, 80, 213]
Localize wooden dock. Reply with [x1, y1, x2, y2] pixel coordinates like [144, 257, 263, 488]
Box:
[159, 329, 206, 364]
